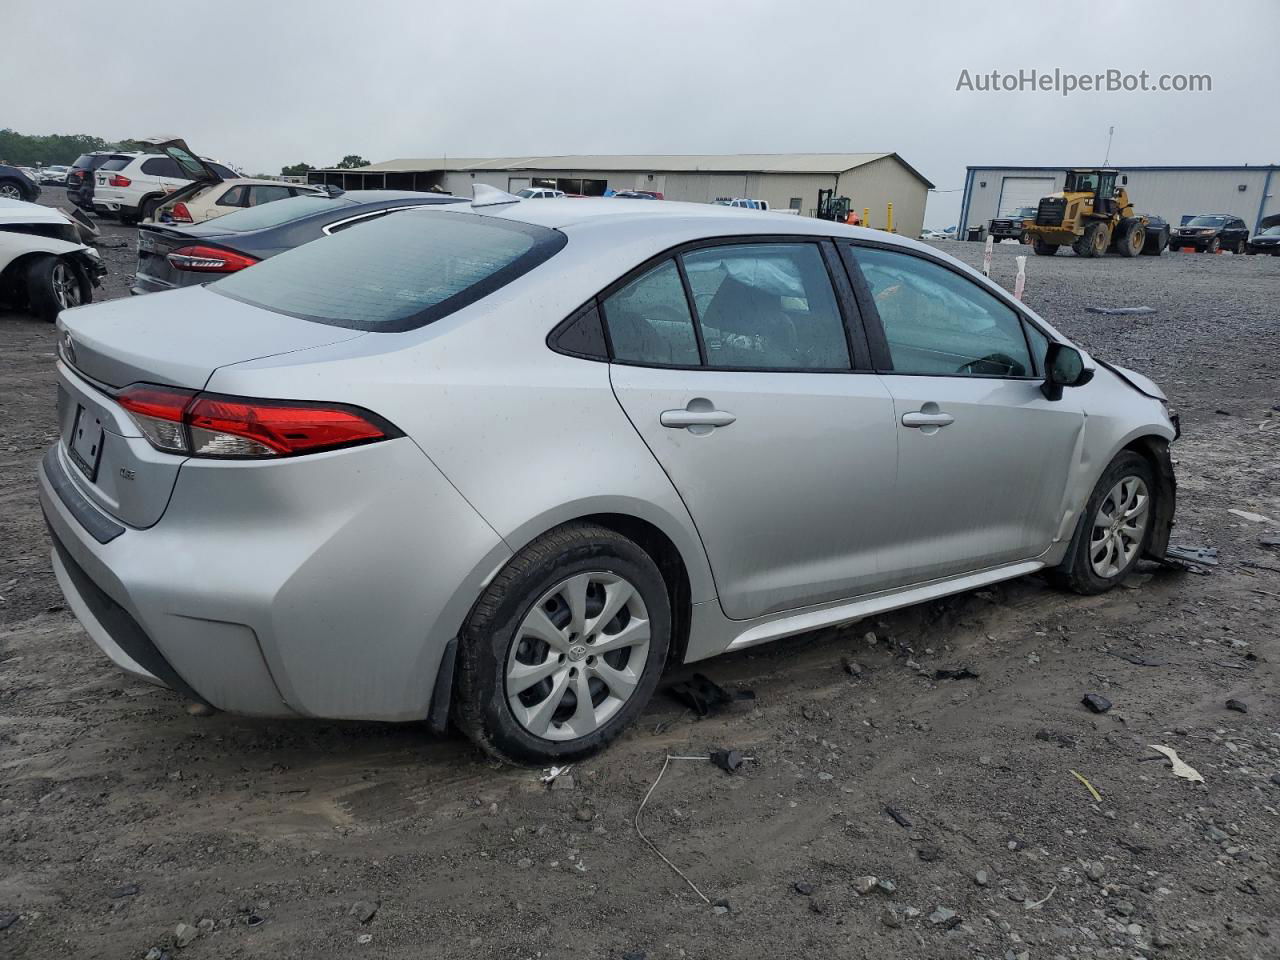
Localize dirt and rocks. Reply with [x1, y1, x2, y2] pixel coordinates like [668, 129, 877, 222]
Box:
[2, 197, 1278, 959]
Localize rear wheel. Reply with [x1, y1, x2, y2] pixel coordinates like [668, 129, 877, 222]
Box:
[26, 255, 89, 322]
[1032, 237, 1059, 256]
[1049, 451, 1155, 595]
[453, 523, 671, 764]
[1234, 239, 1246, 255]
[0, 179, 25, 201]
[139, 196, 162, 224]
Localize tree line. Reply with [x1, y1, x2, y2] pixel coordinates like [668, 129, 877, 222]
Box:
[0, 129, 119, 166]
[0, 129, 371, 176]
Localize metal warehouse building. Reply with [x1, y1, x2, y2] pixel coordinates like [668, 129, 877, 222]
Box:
[957, 164, 1280, 237]
[310, 153, 935, 236]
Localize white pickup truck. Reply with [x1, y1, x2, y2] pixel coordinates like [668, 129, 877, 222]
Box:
[712, 197, 799, 214]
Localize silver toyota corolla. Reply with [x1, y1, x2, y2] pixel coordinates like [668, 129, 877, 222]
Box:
[40, 190, 1177, 763]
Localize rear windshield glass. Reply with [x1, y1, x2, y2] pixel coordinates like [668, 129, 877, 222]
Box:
[99, 157, 132, 172]
[198, 194, 350, 232]
[210, 209, 566, 332]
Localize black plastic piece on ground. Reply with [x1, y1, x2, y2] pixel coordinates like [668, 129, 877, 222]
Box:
[710, 748, 743, 774]
[935, 666, 979, 680]
[1082, 693, 1113, 714]
[666, 673, 754, 717]
[1225, 699, 1249, 714]
[885, 805, 912, 828]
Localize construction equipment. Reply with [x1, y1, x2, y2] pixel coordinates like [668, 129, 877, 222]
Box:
[816, 189, 852, 222]
[1024, 169, 1162, 258]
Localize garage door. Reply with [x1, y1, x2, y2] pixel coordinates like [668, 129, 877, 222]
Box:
[997, 177, 1055, 216]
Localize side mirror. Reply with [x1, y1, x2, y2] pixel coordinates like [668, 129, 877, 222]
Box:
[1042, 343, 1094, 401]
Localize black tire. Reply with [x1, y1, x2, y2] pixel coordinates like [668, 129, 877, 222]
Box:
[1234, 239, 1246, 255]
[1207, 236, 1220, 254]
[25, 255, 89, 322]
[1117, 220, 1145, 257]
[1073, 221, 1108, 258]
[139, 195, 162, 223]
[1048, 451, 1156, 595]
[118, 207, 141, 227]
[1032, 237, 1059, 256]
[0, 178, 28, 201]
[1019, 230, 1032, 245]
[453, 522, 672, 764]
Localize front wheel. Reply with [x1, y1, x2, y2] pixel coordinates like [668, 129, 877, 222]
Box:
[1032, 237, 1059, 256]
[453, 523, 671, 764]
[0, 179, 25, 201]
[1207, 237, 1220, 254]
[1049, 451, 1155, 595]
[26, 255, 89, 322]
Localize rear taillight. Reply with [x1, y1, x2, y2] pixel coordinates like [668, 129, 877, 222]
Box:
[116, 384, 398, 459]
[166, 245, 258, 273]
[170, 202, 193, 223]
[108, 174, 131, 187]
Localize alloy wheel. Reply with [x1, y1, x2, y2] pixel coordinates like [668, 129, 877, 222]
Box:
[0, 183, 22, 200]
[1089, 476, 1150, 579]
[505, 571, 650, 741]
[51, 262, 81, 309]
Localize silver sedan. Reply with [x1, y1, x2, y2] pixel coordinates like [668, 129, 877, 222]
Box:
[40, 190, 1177, 763]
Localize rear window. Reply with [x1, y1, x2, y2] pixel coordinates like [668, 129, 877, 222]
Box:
[198, 194, 349, 232]
[210, 209, 566, 332]
[99, 157, 132, 172]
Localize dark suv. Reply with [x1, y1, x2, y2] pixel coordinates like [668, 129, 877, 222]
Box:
[1172, 214, 1251, 254]
[989, 206, 1037, 242]
[66, 152, 136, 212]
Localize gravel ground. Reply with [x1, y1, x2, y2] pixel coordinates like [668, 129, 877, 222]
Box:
[2, 197, 1279, 960]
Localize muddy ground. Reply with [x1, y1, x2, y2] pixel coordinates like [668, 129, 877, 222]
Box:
[2, 193, 1279, 960]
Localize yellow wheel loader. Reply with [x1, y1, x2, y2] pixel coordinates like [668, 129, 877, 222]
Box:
[1025, 169, 1156, 258]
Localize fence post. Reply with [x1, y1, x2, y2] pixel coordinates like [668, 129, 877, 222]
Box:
[886, 202, 894, 233]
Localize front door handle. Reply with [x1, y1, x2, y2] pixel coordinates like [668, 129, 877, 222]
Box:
[660, 409, 737, 429]
[901, 410, 955, 428]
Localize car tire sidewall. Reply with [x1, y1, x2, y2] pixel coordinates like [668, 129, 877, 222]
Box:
[1069, 452, 1157, 593]
[458, 530, 671, 764]
[25, 255, 86, 323]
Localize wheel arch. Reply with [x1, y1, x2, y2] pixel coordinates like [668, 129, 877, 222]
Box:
[1120, 434, 1176, 560]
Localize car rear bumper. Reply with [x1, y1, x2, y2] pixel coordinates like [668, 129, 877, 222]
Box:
[39, 434, 511, 721]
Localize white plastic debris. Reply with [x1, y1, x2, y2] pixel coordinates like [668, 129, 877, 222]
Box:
[1229, 509, 1275, 524]
[1148, 745, 1205, 783]
[540, 764, 572, 784]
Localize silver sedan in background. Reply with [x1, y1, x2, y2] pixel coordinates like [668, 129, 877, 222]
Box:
[40, 191, 1177, 763]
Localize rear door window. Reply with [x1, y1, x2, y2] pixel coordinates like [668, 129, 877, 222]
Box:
[141, 157, 183, 178]
[681, 243, 850, 370]
[600, 259, 701, 366]
[217, 185, 248, 207]
[247, 184, 292, 206]
[211, 209, 565, 332]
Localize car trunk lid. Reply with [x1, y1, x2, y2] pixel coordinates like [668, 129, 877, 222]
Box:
[59, 285, 364, 390]
[134, 136, 224, 185]
[55, 287, 365, 527]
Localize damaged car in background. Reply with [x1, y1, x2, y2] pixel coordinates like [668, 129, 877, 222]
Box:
[42, 193, 1177, 764]
[0, 198, 105, 321]
[132, 188, 463, 294]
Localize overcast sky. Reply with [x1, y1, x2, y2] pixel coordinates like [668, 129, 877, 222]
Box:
[7, 0, 1278, 225]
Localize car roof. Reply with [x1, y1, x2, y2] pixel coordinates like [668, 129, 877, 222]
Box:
[428, 195, 945, 254]
[207, 177, 322, 189]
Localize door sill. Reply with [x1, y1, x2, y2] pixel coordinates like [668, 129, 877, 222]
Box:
[725, 559, 1045, 652]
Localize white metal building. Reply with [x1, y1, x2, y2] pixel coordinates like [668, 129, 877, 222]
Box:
[957, 164, 1280, 237]
[310, 154, 935, 236]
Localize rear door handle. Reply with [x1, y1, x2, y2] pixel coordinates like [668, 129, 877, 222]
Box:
[901, 411, 955, 428]
[660, 409, 737, 429]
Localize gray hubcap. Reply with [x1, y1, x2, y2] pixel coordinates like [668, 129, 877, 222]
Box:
[51, 261, 81, 309]
[0, 183, 21, 199]
[1090, 476, 1149, 578]
[506, 571, 650, 741]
